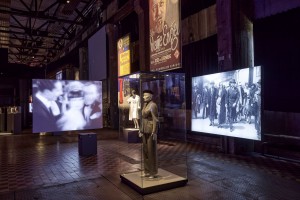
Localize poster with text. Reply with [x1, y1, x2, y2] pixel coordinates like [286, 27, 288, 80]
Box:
[149, 0, 181, 72]
[118, 34, 131, 77]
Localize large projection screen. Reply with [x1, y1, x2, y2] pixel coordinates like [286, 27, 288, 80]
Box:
[32, 79, 103, 133]
[88, 26, 107, 80]
[191, 66, 261, 140]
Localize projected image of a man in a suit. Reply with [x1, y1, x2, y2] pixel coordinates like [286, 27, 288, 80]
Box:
[32, 80, 63, 132]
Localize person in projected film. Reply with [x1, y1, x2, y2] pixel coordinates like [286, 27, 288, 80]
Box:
[33, 80, 64, 132]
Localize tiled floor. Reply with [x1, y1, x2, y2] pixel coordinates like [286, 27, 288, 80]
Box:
[1, 128, 300, 199]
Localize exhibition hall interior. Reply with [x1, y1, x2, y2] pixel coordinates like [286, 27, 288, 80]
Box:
[1, 0, 300, 199]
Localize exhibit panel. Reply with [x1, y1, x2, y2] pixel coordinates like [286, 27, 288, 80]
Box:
[191, 66, 262, 140]
[118, 72, 188, 194]
[6, 106, 21, 134]
[0, 107, 5, 132]
[32, 79, 103, 133]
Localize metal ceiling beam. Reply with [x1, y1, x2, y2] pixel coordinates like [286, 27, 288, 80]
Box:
[1, 0, 99, 68]
[19, 0, 31, 11]
[75, 8, 86, 20]
[0, 41, 61, 50]
[11, 15, 25, 28]
[8, 52, 46, 58]
[8, 53, 46, 62]
[52, 2, 99, 62]
[52, 0, 96, 57]
[36, 21, 49, 31]
[62, 27, 72, 37]
[0, 27, 69, 40]
[34, 0, 38, 12]
[8, 35, 56, 46]
[0, 7, 83, 25]
[43, 1, 60, 13]
[53, 39, 64, 49]
[9, 33, 46, 48]
[53, 0, 95, 49]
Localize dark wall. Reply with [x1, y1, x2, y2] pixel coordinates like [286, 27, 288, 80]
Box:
[181, 0, 216, 19]
[254, 8, 300, 113]
[46, 48, 80, 73]
[0, 64, 43, 107]
[181, 35, 218, 111]
[0, 63, 44, 79]
[0, 48, 8, 65]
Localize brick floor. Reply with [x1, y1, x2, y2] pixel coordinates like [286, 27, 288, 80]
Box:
[0, 128, 300, 199]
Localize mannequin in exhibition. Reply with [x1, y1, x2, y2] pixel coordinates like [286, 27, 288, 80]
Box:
[127, 89, 140, 129]
[139, 90, 159, 179]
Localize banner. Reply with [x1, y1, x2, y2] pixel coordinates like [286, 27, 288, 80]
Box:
[118, 35, 131, 77]
[149, 0, 181, 71]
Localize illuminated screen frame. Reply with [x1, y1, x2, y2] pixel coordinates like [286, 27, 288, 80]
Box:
[191, 66, 261, 140]
[32, 79, 103, 133]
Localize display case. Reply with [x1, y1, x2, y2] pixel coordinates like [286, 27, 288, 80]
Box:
[0, 107, 5, 132]
[7, 106, 22, 134]
[118, 72, 187, 194]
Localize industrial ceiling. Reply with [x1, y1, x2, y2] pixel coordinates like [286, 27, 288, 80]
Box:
[0, 0, 104, 68]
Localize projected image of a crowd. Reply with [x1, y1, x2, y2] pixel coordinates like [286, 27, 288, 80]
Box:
[191, 67, 261, 140]
[32, 79, 102, 133]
